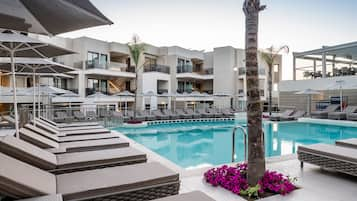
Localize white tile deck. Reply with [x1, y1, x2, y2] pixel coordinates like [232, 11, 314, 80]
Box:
[115, 130, 357, 201]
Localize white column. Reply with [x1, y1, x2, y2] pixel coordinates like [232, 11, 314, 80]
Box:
[322, 53, 327, 78]
[313, 60, 316, 79]
[293, 56, 296, 80]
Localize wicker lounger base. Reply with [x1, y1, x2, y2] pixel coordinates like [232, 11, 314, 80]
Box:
[298, 152, 357, 176]
[70, 182, 180, 201]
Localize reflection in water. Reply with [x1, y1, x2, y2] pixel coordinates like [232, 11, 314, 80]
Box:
[116, 121, 357, 169]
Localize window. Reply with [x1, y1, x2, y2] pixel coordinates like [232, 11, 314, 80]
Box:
[274, 64, 279, 73]
[87, 52, 107, 69]
[87, 52, 99, 64]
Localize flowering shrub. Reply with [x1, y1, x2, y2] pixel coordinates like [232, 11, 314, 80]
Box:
[204, 163, 296, 199]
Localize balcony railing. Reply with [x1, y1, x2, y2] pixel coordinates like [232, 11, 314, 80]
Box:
[157, 89, 168, 94]
[144, 64, 170, 74]
[177, 65, 213, 75]
[85, 60, 135, 73]
[238, 67, 266, 76]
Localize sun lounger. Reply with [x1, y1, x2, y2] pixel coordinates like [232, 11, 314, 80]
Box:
[328, 106, 357, 120]
[0, 153, 179, 201]
[144, 110, 156, 121]
[73, 111, 85, 121]
[311, 104, 340, 119]
[269, 109, 295, 121]
[19, 128, 128, 152]
[35, 118, 104, 134]
[298, 143, 357, 176]
[41, 117, 99, 128]
[175, 109, 192, 119]
[208, 108, 224, 118]
[1, 115, 16, 125]
[24, 124, 117, 143]
[153, 110, 170, 120]
[222, 108, 235, 117]
[163, 110, 179, 120]
[280, 110, 306, 121]
[184, 108, 200, 119]
[0, 135, 146, 174]
[152, 191, 215, 201]
[336, 138, 357, 149]
[196, 108, 212, 118]
[86, 111, 97, 121]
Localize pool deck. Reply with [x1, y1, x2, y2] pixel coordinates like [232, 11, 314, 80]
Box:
[116, 130, 357, 201]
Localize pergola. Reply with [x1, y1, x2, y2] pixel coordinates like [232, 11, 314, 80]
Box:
[293, 41, 357, 80]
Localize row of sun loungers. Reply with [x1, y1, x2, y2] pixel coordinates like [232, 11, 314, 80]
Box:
[0, 117, 216, 201]
[122, 108, 237, 121]
[298, 138, 357, 176]
[53, 110, 113, 123]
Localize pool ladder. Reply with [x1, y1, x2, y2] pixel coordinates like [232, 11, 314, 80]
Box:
[232, 125, 247, 163]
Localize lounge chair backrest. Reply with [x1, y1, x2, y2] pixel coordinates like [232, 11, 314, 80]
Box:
[2, 115, 16, 124]
[25, 124, 60, 142]
[0, 153, 56, 199]
[292, 111, 305, 117]
[325, 104, 340, 112]
[345, 106, 357, 113]
[0, 136, 57, 170]
[282, 109, 294, 116]
[34, 118, 59, 134]
[19, 128, 59, 149]
[152, 110, 162, 116]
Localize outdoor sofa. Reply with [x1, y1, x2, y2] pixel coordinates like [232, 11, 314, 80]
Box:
[0, 135, 146, 174]
[0, 153, 180, 201]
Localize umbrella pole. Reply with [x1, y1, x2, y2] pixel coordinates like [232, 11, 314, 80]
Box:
[38, 75, 41, 118]
[340, 86, 343, 112]
[10, 51, 19, 138]
[32, 71, 36, 126]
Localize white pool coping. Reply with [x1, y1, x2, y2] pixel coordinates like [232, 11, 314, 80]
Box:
[298, 117, 357, 127]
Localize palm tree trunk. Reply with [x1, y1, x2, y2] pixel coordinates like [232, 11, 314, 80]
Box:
[133, 68, 138, 119]
[268, 64, 273, 115]
[243, 0, 266, 186]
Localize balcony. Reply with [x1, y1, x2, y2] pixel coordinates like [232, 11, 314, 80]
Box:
[144, 64, 170, 74]
[85, 60, 135, 73]
[157, 89, 169, 94]
[238, 67, 266, 76]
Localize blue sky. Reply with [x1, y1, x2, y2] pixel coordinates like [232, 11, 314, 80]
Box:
[61, 0, 357, 80]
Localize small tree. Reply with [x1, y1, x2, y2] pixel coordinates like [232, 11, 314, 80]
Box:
[243, 0, 266, 186]
[128, 35, 146, 119]
[261, 46, 289, 115]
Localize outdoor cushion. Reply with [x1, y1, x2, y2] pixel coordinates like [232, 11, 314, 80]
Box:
[61, 128, 109, 136]
[0, 135, 146, 174]
[0, 136, 57, 170]
[298, 143, 357, 164]
[0, 153, 56, 199]
[56, 162, 179, 201]
[336, 138, 357, 149]
[58, 138, 129, 153]
[152, 191, 215, 201]
[17, 194, 63, 201]
[20, 127, 59, 149]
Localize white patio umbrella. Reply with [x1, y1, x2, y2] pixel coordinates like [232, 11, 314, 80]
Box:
[0, 58, 75, 126]
[295, 88, 321, 116]
[114, 90, 135, 115]
[0, 0, 113, 35]
[142, 91, 157, 112]
[0, 31, 75, 137]
[327, 80, 348, 112]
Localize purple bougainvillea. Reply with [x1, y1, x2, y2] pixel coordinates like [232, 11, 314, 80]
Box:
[204, 163, 296, 199]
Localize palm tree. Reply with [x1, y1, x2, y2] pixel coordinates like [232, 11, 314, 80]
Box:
[128, 35, 146, 119]
[243, 0, 266, 186]
[261, 46, 289, 116]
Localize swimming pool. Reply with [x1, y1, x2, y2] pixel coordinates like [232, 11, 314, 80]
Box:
[114, 120, 357, 169]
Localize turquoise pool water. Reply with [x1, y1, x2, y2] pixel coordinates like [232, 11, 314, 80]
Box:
[114, 121, 357, 169]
